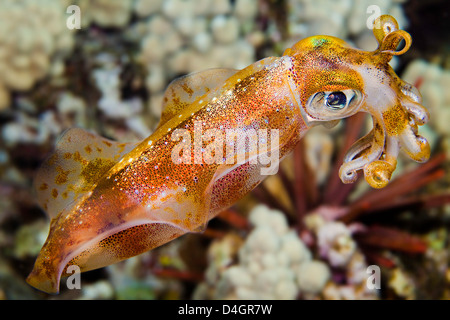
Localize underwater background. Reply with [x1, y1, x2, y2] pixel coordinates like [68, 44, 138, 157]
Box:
[0, 0, 449, 300]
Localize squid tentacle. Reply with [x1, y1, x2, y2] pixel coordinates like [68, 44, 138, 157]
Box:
[339, 117, 385, 184]
[372, 15, 412, 60]
[338, 15, 431, 189]
[343, 129, 374, 163]
[402, 100, 429, 126]
[400, 81, 423, 103]
[398, 127, 430, 163]
[363, 135, 399, 189]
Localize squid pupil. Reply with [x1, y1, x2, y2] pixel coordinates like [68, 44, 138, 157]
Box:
[326, 92, 347, 109]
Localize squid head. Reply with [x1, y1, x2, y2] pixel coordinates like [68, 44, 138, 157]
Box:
[283, 15, 430, 188]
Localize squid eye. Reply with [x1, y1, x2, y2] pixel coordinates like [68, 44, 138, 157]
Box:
[304, 89, 362, 121]
[326, 92, 347, 110]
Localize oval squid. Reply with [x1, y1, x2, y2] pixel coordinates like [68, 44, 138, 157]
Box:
[27, 15, 430, 294]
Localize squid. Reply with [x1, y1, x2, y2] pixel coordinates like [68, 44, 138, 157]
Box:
[27, 15, 430, 294]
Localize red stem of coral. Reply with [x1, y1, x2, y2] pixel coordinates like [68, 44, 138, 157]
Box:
[252, 183, 292, 215]
[354, 154, 445, 206]
[367, 192, 450, 214]
[354, 225, 427, 254]
[293, 140, 307, 232]
[152, 268, 204, 282]
[364, 170, 445, 213]
[277, 165, 296, 206]
[202, 228, 228, 239]
[361, 248, 396, 268]
[217, 209, 250, 230]
[341, 154, 447, 223]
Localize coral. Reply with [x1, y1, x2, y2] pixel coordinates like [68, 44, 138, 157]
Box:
[286, 0, 408, 51]
[76, 0, 134, 28]
[317, 221, 357, 268]
[196, 204, 378, 300]
[13, 219, 48, 259]
[133, 0, 163, 18]
[1, 108, 62, 147]
[303, 211, 379, 299]
[195, 205, 331, 299]
[92, 62, 151, 140]
[78, 281, 114, 300]
[234, 0, 259, 21]
[0, 0, 75, 110]
[56, 92, 88, 128]
[388, 268, 415, 299]
[401, 59, 450, 157]
[93, 67, 142, 119]
[296, 260, 330, 294]
[322, 281, 377, 300]
[129, 0, 260, 118]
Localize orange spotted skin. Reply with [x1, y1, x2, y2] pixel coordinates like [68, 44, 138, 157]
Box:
[285, 36, 365, 108]
[27, 15, 430, 293]
[27, 57, 307, 293]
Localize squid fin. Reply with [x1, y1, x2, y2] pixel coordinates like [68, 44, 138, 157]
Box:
[158, 68, 238, 127]
[34, 128, 137, 219]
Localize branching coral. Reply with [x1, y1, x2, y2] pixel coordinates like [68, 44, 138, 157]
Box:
[92, 63, 151, 140]
[0, 0, 75, 110]
[402, 60, 450, 158]
[195, 205, 333, 299]
[128, 0, 259, 118]
[75, 0, 134, 28]
[286, 0, 408, 50]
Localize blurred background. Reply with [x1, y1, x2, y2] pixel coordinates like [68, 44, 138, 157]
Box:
[0, 0, 449, 300]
